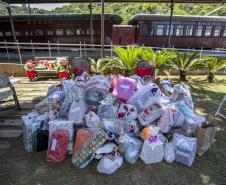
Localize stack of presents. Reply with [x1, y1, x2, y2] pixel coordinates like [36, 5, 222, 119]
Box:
[22, 61, 217, 175]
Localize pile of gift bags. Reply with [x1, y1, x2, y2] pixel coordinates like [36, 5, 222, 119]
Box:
[21, 72, 217, 174]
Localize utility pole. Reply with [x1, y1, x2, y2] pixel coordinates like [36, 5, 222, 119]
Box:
[168, 0, 174, 48]
[88, 0, 94, 45]
[101, 0, 105, 58]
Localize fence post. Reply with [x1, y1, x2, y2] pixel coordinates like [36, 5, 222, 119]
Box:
[84, 42, 87, 58]
[17, 40, 22, 64]
[31, 40, 35, 58]
[199, 47, 203, 59]
[4, 40, 10, 61]
[80, 41, 82, 58]
[57, 40, 60, 57]
[110, 42, 113, 57]
[48, 40, 52, 57]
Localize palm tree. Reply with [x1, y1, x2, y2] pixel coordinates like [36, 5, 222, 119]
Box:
[139, 48, 176, 75]
[113, 47, 141, 74]
[170, 51, 201, 81]
[89, 57, 115, 74]
[202, 56, 226, 83]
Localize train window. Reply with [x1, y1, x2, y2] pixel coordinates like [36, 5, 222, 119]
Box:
[56, 29, 64, 36]
[139, 23, 148, 36]
[66, 29, 74, 36]
[0, 32, 3, 37]
[35, 30, 44, 36]
[166, 25, 174, 36]
[204, 26, 213, 37]
[47, 30, 54, 36]
[16, 31, 25, 36]
[176, 25, 184, 36]
[195, 26, 203, 36]
[149, 24, 154, 36]
[214, 26, 222, 37]
[87, 29, 91, 35]
[156, 25, 164, 36]
[76, 29, 82, 35]
[185, 25, 193, 36]
[5, 32, 12, 36]
[25, 31, 33, 36]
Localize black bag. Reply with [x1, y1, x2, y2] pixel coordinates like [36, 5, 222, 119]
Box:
[36, 128, 49, 152]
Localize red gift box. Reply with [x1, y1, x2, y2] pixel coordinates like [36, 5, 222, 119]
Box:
[58, 71, 69, 79]
[26, 70, 36, 78]
[135, 67, 153, 77]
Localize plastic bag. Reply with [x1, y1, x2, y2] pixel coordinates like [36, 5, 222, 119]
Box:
[97, 153, 123, 175]
[140, 125, 160, 140]
[85, 90, 105, 107]
[138, 103, 165, 126]
[173, 133, 197, 167]
[47, 84, 62, 96]
[22, 112, 49, 152]
[102, 119, 123, 135]
[112, 76, 136, 102]
[49, 120, 74, 152]
[47, 90, 66, 104]
[176, 101, 205, 127]
[122, 120, 139, 136]
[157, 108, 173, 133]
[128, 83, 162, 113]
[140, 136, 164, 164]
[85, 111, 101, 128]
[57, 101, 72, 120]
[36, 122, 49, 152]
[171, 107, 185, 127]
[117, 103, 138, 121]
[95, 143, 117, 155]
[97, 104, 118, 119]
[120, 135, 142, 164]
[47, 129, 69, 163]
[164, 142, 176, 163]
[171, 83, 194, 110]
[68, 100, 86, 125]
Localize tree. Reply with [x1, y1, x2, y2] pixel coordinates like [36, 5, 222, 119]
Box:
[202, 56, 226, 83]
[170, 51, 201, 81]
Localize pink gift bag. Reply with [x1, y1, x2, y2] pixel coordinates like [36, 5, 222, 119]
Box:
[112, 76, 136, 102]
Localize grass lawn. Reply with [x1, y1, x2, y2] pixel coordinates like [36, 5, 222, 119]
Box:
[0, 75, 225, 185]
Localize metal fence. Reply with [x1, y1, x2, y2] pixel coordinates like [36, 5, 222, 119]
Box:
[1, 40, 226, 64]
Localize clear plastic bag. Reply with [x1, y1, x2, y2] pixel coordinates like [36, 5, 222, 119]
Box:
[117, 103, 138, 121]
[97, 104, 118, 119]
[68, 100, 86, 125]
[128, 83, 162, 113]
[48, 120, 74, 153]
[140, 137, 164, 164]
[97, 153, 123, 175]
[138, 103, 165, 126]
[85, 111, 101, 128]
[120, 135, 142, 164]
[173, 133, 197, 167]
[176, 101, 205, 127]
[164, 141, 176, 163]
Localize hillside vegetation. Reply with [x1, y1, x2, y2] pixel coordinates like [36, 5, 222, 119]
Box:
[0, 3, 226, 23]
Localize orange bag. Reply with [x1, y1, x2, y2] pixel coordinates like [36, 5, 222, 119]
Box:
[73, 128, 93, 153]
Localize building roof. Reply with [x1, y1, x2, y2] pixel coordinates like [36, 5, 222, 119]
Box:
[129, 14, 226, 24]
[0, 13, 122, 22]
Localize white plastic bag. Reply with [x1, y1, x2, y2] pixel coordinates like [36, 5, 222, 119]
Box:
[173, 133, 197, 167]
[97, 153, 123, 175]
[117, 103, 138, 121]
[138, 104, 165, 126]
[164, 142, 176, 163]
[128, 83, 162, 113]
[157, 108, 173, 133]
[95, 143, 117, 155]
[68, 100, 86, 125]
[140, 137, 164, 164]
[85, 111, 101, 128]
[97, 104, 118, 119]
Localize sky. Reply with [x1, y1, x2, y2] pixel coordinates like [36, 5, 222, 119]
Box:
[15, 3, 69, 10]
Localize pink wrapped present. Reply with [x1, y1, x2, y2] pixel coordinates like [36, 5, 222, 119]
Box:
[112, 76, 136, 102]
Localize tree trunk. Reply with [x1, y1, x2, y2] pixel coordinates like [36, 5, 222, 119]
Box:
[180, 70, 187, 81]
[207, 72, 214, 83]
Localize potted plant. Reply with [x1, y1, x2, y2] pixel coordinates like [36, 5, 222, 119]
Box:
[139, 48, 176, 76]
[170, 51, 200, 81]
[89, 57, 114, 75]
[202, 56, 226, 83]
[113, 47, 141, 76]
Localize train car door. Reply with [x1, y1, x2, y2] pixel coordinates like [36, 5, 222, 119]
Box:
[112, 25, 135, 45]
